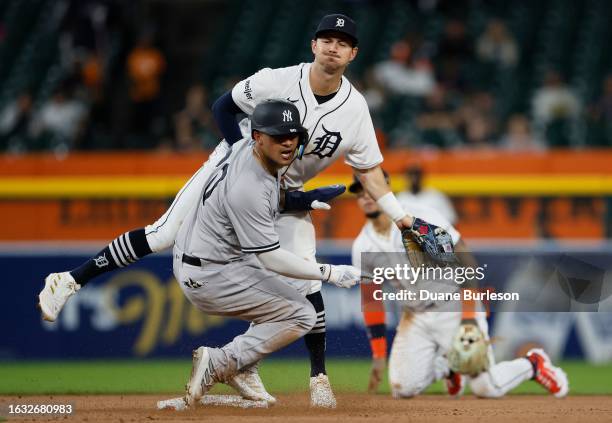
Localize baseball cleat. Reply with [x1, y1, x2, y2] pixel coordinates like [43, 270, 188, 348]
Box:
[445, 370, 465, 397]
[38, 272, 81, 322]
[185, 347, 216, 407]
[310, 373, 337, 408]
[228, 365, 277, 405]
[526, 348, 569, 398]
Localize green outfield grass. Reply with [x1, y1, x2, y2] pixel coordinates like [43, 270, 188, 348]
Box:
[0, 359, 610, 396]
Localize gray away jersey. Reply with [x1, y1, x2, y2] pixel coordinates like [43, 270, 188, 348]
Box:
[175, 139, 280, 262]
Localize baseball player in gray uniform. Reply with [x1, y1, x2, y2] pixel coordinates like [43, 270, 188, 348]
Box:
[174, 99, 360, 407]
[39, 13, 453, 407]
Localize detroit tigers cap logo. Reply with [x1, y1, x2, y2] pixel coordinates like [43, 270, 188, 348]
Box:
[315, 14, 358, 46]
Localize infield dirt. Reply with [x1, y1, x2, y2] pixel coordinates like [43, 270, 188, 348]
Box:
[2, 394, 611, 423]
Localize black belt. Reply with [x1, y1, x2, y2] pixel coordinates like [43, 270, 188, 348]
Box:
[182, 253, 241, 266]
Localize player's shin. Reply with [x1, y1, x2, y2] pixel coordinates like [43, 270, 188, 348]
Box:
[70, 228, 153, 286]
[305, 291, 327, 376]
[305, 290, 337, 408]
[470, 358, 534, 398]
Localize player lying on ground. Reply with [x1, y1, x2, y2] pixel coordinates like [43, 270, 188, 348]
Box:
[175, 99, 361, 407]
[38, 13, 453, 408]
[349, 174, 569, 399]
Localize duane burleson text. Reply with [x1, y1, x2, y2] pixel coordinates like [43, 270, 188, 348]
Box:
[372, 289, 520, 302]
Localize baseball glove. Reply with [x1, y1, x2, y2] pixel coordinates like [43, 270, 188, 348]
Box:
[447, 321, 490, 376]
[401, 218, 457, 265]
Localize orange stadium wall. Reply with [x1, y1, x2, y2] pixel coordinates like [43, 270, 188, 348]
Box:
[0, 150, 611, 241]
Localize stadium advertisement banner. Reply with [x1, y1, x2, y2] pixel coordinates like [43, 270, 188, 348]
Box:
[2, 250, 612, 362]
[1, 253, 369, 360]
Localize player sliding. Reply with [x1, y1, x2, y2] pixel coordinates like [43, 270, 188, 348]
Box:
[39, 13, 453, 407]
[174, 100, 360, 407]
[350, 173, 569, 399]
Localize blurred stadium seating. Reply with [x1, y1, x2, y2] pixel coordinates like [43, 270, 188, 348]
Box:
[0, 0, 611, 151]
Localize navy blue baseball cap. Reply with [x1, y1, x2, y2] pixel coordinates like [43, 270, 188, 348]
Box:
[315, 14, 358, 46]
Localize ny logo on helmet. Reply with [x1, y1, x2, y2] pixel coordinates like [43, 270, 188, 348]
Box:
[336, 18, 345, 27]
[283, 110, 293, 122]
[306, 125, 342, 159]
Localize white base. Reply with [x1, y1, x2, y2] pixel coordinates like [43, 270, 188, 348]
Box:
[157, 394, 270, 411]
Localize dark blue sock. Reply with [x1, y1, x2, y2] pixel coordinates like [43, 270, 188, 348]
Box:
[70, 229, 152, 285]
[305, 291, 327, 377]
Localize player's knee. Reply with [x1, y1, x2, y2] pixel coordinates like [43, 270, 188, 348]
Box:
[294, 300, 317, 334]
[469, 373, 503, 398]
[390, 380, 427, 399]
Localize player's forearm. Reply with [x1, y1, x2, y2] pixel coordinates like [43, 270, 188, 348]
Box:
[257, 248, 323, 280]
[354, 166, 389, 199]
[361, 284, 387, 358]
[354, 166, 413, 225]
[211, 90, 244, 144]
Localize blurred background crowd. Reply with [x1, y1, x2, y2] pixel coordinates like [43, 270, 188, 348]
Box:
[1, 0, 611, 155]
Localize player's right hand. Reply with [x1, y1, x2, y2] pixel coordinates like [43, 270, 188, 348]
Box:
[368, 357, 386, 394]
[320, 264, 360, 288]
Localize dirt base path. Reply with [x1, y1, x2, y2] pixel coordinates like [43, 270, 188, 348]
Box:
[2, 394, 611, 423]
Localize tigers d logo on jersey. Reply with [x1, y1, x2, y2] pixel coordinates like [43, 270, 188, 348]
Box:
[306, 125, 342, 158]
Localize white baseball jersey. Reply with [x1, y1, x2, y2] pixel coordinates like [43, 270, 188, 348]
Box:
[232, 63, 383, 190]
[175, 139, 280, 262]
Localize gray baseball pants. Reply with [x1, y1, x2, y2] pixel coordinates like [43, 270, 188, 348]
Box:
[173, 248, 316, 382]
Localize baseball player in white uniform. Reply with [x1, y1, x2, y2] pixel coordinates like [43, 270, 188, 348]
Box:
[349, 174, 569, 399]
[174, 99, 360, 407]
[39, 13, 451, 407]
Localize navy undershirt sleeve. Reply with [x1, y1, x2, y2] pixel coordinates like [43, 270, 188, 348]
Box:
[211, 90, 244, 145]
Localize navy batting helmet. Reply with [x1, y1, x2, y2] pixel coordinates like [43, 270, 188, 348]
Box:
[251, 99, 309, 158]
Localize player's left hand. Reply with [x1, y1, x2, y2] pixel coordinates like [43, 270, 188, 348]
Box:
[368, 357, 386, 394]
[320, 264, 360, 288]
[282, 185, 346, 212]
[401, 218, 458, 265]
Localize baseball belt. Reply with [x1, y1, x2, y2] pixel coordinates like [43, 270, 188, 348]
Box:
[181, 253, 243, 266]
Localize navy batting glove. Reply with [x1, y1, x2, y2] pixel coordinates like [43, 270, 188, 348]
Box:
[283, 185, 346, 212]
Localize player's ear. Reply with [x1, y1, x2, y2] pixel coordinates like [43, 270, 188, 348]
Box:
[252, 130, 261, 144]
[349, 46, 358, 62]
[311, 39, 317, 54]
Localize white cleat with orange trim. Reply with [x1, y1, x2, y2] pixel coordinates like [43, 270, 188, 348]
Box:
[526, 348, 569, 398]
